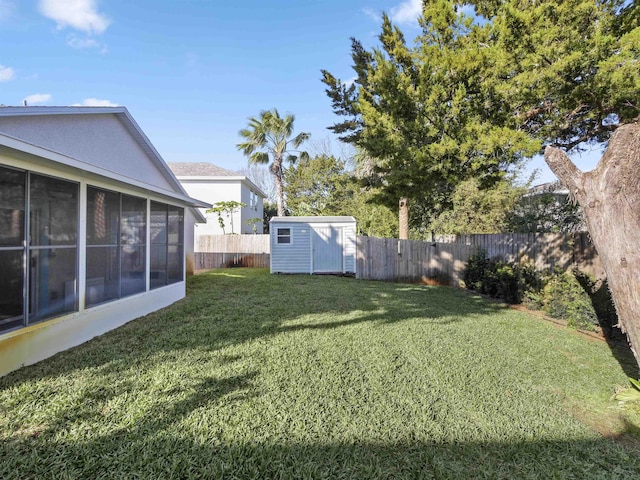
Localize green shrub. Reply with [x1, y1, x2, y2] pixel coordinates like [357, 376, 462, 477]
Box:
[463, 250, 491, 292]
[542, 272, 599, 331]
[463, 251, 543, 304]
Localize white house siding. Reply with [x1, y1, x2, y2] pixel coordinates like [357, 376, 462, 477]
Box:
[179, 179, 242, 236]
[177, 177, 264, 242]
[0, 113, 175, 192]
[270, 222, 313, 273]
[343, 223, 357, 272]
[240, 183, 264, 234]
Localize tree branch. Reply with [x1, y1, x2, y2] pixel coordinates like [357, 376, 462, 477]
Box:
[543, 146, 584, 193]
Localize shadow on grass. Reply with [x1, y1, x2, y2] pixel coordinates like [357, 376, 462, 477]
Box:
[3, 269, 640, 478]
[3, 429, 640, 479]
[0, 269, 504, 386]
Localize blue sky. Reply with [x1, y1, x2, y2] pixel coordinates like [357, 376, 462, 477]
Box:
[1, 0, 603, 184]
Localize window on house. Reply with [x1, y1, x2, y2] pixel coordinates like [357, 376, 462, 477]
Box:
[150, 202, 184, 289]
[0, 167, 26, 333]
[0, 166, 79, 333]
[86, 187, 120, 306]
[276, 228, 291, 244]
[86, 188, 146, 305]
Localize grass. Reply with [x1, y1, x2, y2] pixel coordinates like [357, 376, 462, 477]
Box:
[1, 268, 640, 479]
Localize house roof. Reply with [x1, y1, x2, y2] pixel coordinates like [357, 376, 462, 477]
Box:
[167, 162, 239, 177]
[0, 106, 209, 221]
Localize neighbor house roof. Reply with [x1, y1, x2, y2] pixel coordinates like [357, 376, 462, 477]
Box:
[167, 162, 239, 177]
[169, 161, 267, 199]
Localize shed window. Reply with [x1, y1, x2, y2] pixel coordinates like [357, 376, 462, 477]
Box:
[276, 228, 291, 244]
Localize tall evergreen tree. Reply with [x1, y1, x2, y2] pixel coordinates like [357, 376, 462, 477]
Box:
[322, 4, 538, 238]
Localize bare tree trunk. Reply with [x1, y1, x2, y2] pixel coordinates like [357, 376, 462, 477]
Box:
[271, 159, 286, 217]
[545, 123, 640, 369]
[399, 197, 409, 240]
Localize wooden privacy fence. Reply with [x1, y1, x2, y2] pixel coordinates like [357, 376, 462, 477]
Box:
[194, 252, 270, 270]
[356, 232, 603, 285]
[195, 233, 603, 285]
[195, 235, 270, 271]
[197, 234, 269, 253]
[437, 232, 603, 279]
[356, 237, 474, 286]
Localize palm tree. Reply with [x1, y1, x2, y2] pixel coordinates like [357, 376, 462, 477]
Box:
[237, 108, 310, 217]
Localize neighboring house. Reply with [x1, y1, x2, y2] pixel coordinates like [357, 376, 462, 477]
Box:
[0, 106, 209, 377]
[168, 162, 266, 245]
[516, 181, 585, 232]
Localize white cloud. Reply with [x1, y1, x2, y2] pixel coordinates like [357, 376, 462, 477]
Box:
[39, 0, 110, 35]
[72, 98, 118, 107]
[24, 93, 52, 105]
[362, 7, 381, 23]
[0, 0, 15, 21]
[66, 33, 107, 52]
[67, 34, 100, 49]
[0, 64, 15, 82]
[390, 0, 421, 25]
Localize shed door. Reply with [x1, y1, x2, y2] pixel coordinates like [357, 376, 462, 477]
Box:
[312, 226, 343, 273]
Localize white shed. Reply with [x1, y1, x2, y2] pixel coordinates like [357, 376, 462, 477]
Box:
[270, 216, 357, 275]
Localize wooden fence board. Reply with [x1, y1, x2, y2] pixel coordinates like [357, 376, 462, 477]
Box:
[195, 252, 270, 270]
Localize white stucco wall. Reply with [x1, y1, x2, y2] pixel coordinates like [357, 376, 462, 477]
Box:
[240, 183, 264, 234]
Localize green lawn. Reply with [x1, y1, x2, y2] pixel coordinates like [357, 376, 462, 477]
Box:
[1, 268, 640, 479]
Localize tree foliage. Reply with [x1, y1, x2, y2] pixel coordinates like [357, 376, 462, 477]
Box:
[284, 155, 350, 216]
[285, 154, 398, 237]
[237, 109, 310, 217]
[322, 3, 539, 230]
[507, 183, 585, 233]
[483, 0, 640, 150]
[206, 200, 246, 235]
[429, 178, 525, 235]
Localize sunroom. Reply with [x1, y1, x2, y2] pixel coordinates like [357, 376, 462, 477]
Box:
[0, 106, 208, 376]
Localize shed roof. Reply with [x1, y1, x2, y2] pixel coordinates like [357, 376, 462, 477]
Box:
[270, 216, 356, 223]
